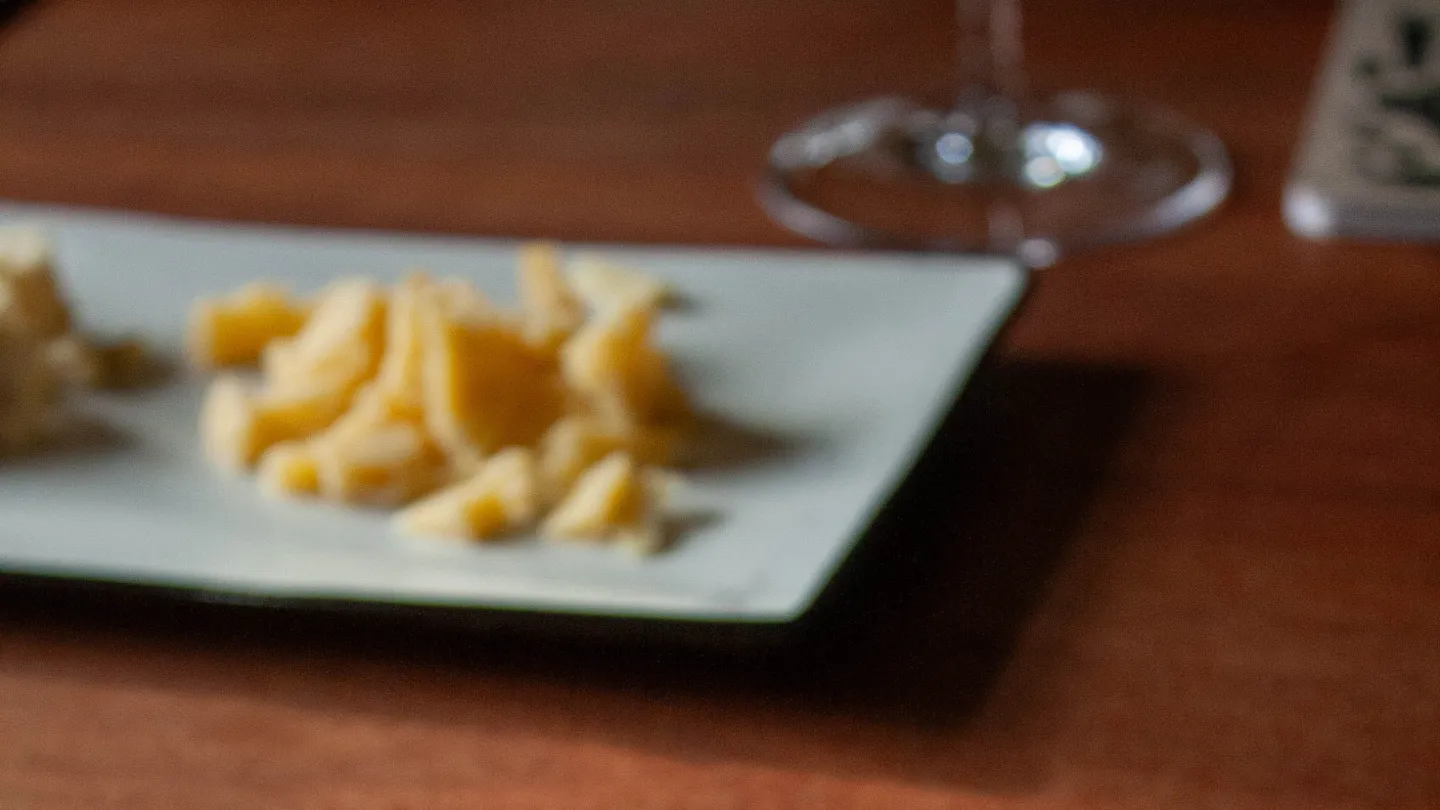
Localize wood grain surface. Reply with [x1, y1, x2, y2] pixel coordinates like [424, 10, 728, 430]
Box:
[2, 0, 1439, 807]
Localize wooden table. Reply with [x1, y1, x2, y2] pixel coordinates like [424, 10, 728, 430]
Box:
[2, 0, 1438, 807]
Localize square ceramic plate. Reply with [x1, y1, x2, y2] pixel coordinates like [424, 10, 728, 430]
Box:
[0, 201, 1026, 624]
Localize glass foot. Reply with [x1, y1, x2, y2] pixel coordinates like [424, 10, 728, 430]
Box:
[761, 92, 1232, 267]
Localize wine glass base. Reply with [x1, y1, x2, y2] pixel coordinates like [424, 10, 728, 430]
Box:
[761, 92, 1232, 267]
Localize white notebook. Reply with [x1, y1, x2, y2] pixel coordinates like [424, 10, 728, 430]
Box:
[1287, 0, 1440, 239]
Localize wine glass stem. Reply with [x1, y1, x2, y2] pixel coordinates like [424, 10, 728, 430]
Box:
[953, 0, 1029, 251]
[955, 0, 1026, 106]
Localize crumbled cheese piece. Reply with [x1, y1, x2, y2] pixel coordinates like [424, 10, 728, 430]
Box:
[538, 416, 678, 505]
[1, 227, 164, 457]
[0, 226, 72, 340]
[290, 364, 449, 507]
[0, 329, 62, 456]
[260, 279, 386, 395]
[311, 417, 449, 507]
[187, 282, 308, 370]
[542, 452, 666, 554]
[396, 447, 540, 540]
[92, 338, 158, 390]
[46, 334, 161, 392]
[199, 375, 258, 471]
[256, 441, 321, 497]
[420, 303, 566, 465]
[372, 273, 430, 400]
[561, 306, 690, 431]
[519, 242, 584, 354]
[199, 376, 354, 471]
[568, 256, 670, 314]
[44, 334, 103, 389]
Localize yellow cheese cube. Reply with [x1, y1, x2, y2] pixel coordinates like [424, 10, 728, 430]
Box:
[0, 226, 72, 340]
[421, 306, 566, 464]
[518, 242, 584, 354]
[187, 282, 308, 370]
[395, 447, 540, 540]
[542, 452, 664, 553]
[568, 256, 669, 314]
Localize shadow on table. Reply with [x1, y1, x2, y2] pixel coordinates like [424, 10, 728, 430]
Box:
[776, 355, 1150, 721]
[0, 356, 1149, 791]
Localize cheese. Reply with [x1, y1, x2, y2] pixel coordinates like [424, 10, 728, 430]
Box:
[0, 226, 71, 340]
[261, 279, 386, 394]
[429, 276, 500, 324]
[311, 418, 449, 507]
[0, 329, 62, 456]
[199, 376, 260, 471]
[368, 273, 432, 426]
[0, 227, 162, 457]
[44, 334, 103, 389]
[92, 338, 156, 390]
[519, 242, 585, 354]
[0, 228, 76, 453]
[420, 304, 566, 465]
[568, 257, 670, 314]
[45, 334, 160, 392]
[187, 282, 308, 370]
[199, 375, 354, 471]
[560, 305, 690, 431]
[301, 377, 451, 506]
[538, 416, 679, 504]
[542, 452, 665, 553]
[256, 441, 321, 497]
[396, 447, 540, 539]
[189, 243, 699, 552]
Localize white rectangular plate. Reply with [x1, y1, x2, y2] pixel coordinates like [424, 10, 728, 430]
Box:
[0, 201, 1026, 623]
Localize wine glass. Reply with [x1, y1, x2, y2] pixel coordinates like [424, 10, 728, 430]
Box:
[760, 0, 1232, 267]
